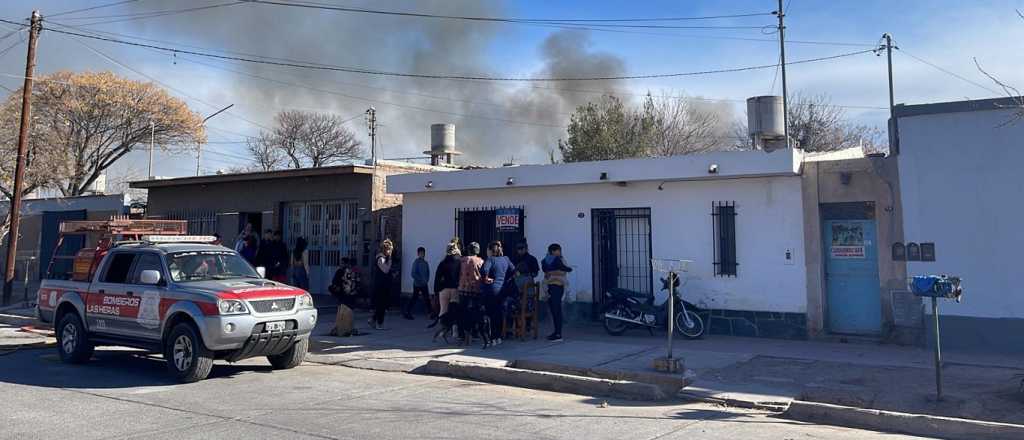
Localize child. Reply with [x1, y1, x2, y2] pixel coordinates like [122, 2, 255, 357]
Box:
[542, 243, 573, 342]
[404, 247, 431, 320]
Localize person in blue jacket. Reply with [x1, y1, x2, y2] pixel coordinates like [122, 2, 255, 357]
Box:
[480, 241, 513, 346]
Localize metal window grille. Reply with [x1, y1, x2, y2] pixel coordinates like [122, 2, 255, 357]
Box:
[592, 208, 653, 303]
[164, 209, 217, 235]
[454, 206, 526, 254]
[712, 201, 738, 277]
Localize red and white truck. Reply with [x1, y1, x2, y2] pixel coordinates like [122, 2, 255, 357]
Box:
[36, 219, 317, 382]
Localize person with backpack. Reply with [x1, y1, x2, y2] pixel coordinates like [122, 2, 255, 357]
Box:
[542, 243, 573, 342]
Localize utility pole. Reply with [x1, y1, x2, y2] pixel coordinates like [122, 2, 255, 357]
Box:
[365, 107, 377, 166]
[775, 0, 790, 149]
[883, 33, 899, 155]
[3, 11, 42, 306]
[149, 120, 155, 179]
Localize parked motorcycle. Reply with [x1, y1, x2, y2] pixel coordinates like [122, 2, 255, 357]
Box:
[601, 273, 705, 339]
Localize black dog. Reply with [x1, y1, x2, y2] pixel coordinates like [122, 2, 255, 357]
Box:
[433, 301, 461, 344]
[452, 297, 492, 349]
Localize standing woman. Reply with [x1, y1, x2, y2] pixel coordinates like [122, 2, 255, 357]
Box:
[480, 241, 513, 346]
[432, 239, 462, 327]
[370, 239, 395, 330]
[290, 237, 310, 290]
[542, 243, 573, 342]
[457, 242, 484, 341]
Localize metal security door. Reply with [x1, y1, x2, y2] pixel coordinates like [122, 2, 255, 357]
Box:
[824, 219, 881, 335]
[592, 208, 652, 310]
[284, 200, 358, 295]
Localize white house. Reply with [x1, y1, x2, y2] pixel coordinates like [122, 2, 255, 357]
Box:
[390, 148, 909, 340]
[896, 97, 1024, 352]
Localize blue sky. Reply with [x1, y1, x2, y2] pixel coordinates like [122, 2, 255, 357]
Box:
[1, 0, 1022, 183]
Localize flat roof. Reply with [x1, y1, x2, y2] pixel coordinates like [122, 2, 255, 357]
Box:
[388, 148, 802, 194]
[894, 96, 1024, 119]
[130, 160, 451, 189]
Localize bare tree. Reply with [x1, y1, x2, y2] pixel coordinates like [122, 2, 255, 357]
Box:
[246, 132, 286, 171]
[640, 93, 725, 156]
[252, 110, 363, 169]
[0, 71, 205, 197]
[300, 112, 362, 166]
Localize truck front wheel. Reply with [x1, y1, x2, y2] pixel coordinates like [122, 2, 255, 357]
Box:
[267, 338, 307, 370]
[57, 312, 93, 364]
[165, 323, 214, 383]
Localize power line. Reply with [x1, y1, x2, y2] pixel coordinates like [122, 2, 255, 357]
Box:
[241, 1, 773, 24]
[896, 47, 1000, 96]
[48, 0, 143, 18]
[61, 2, 245, 26]
[43, 18, 886, 110]
[29, 22, 878, 82]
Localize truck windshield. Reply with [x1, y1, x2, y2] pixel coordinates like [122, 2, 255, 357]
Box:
[167, 250, 260, 282]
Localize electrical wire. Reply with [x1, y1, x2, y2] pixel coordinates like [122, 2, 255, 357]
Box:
[896, 47, 1000, 96]
[61, 2, 245, 26]
[240, 1, 774, 24]
[29, 22, 878, 82]
[48, 0, 143, 18]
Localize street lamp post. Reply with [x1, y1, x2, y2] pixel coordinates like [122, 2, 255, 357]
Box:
[196, 104, 234, 176]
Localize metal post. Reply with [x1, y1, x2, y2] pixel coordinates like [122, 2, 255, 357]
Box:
[667, 271, 675, 360]
[932, 296, 943, 400]
[149, 120, 155, 178]
[776, 0, 790, 149]
[3, 11, 42, 306]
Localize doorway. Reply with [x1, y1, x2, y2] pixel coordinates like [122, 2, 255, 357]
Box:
[592, 208, 652, 313]
[283, 200, 360, 294]
[822, 202, 881, 335]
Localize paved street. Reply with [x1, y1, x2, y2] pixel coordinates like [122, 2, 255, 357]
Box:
[0, 346, 925, 440]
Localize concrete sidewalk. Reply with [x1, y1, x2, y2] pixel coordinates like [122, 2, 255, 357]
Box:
[306, 308, 1024, 426]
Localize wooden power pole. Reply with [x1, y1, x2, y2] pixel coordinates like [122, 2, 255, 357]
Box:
[3, 11, 42, 305]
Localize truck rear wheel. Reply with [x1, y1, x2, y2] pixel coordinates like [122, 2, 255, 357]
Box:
[57, 312, 93, 364]
[267, 338, 307, 370]
[165, 323, 214, 383]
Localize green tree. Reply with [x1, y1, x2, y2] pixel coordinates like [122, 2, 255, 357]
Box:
[557, 95, 646, 163]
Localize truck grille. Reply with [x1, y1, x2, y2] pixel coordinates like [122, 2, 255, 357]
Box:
[249, 298, 295, 314]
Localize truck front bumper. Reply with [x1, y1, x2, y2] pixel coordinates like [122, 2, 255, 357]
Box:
[201, 308, 317, 352]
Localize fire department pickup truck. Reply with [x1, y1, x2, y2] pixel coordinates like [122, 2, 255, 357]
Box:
[37, 226, 317, 383]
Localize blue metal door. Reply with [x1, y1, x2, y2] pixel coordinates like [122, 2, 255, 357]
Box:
[824, 219, 881, 334]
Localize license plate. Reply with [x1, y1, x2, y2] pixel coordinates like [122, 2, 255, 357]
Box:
[265, 321, 285, 332]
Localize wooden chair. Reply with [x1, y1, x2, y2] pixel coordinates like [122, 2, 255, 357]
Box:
[505, 281, 540, 340]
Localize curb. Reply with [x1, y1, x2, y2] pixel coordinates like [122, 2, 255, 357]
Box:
[511, 359, 693, 398]
[784, 400, 1024, 440]
[421, 359, 667, 401]
[305, 354, 423, 373]
[0, 313, 43, 329]
[676, 388, 789, 412]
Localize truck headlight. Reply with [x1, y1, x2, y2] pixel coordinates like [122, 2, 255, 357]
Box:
[297, 293, 315, 310]
[218, 299, 248, 315]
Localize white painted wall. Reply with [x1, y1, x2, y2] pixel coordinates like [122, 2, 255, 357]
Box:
[399, 176, 808, 313]
[899, 107, 1024, 319]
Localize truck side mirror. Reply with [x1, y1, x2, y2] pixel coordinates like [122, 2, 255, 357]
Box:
[140, 270, 162, 285]
[256, 266, 266, 278]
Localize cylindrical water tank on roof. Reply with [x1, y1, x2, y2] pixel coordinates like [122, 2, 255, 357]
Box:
[746, 95, 786, 142]
[430, 123, 456, 155]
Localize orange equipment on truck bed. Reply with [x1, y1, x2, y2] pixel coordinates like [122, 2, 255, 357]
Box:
[48, 217, 188, 282]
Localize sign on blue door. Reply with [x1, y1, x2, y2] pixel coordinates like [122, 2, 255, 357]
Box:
[824, 219, 881, 335]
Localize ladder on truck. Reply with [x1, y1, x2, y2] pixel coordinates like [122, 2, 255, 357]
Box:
[48, 217, 188, 282]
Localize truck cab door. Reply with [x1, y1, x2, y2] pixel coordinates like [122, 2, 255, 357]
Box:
[127, 252, 169, 341]
[88, 252, 140, 337]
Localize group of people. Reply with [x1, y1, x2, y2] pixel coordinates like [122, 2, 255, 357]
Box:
[395, 237, 572, 344]
[230, 223, 310, 289]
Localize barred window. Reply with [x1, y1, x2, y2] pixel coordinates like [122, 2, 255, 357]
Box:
[712, 201, 737, 277]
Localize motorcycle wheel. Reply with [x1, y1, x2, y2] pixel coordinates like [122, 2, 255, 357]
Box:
[603, 304, 631, 336]
[675, 310, 705, 339]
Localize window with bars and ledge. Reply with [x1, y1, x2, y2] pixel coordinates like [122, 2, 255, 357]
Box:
[712, 201, 738, 277]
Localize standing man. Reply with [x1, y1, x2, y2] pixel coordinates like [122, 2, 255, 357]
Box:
[511, 240, 540, 291]
[403, 247, 431, 320]
[268, 230, 290, 283]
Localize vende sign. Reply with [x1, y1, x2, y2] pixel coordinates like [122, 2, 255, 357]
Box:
[495, 208, 520, 232]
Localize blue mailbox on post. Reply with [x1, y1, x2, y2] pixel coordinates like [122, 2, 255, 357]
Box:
[910, 274, 963, 400]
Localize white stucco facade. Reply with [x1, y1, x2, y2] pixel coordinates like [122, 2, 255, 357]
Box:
[897, 98, 1024, 320]
[390, 150, 810, 316]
